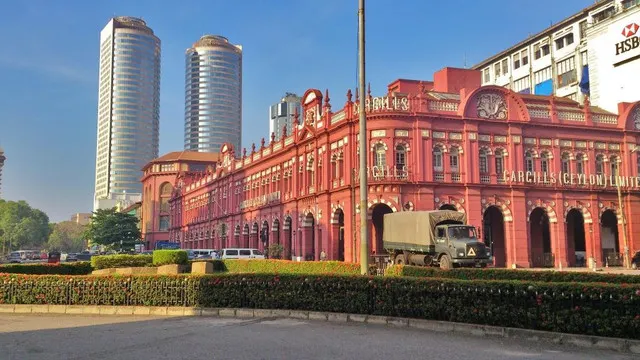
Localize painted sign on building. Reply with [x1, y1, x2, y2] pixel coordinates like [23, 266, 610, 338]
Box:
[239, 191, 281, 210]
[503, 170, 640, 189]
[353, 96, 410, 114]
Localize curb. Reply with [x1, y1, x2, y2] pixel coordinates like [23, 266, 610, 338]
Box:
[1, 304, 638, 354]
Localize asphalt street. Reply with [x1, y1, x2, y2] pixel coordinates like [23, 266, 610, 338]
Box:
[0, 314, 635, 360]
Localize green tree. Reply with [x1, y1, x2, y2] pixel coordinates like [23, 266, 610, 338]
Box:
[83, 208, 141, 251]
[0, 200, 50, 253]
[47, 221, 86, 253]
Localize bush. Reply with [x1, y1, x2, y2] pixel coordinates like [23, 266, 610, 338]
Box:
[153, 250, 188, 266]
[91, 254, 153, 270]
[1, 273, 639, 340]
[0, 262, 93, 275]
[191, 259, 360, 275]
[384, 265, 640, 284]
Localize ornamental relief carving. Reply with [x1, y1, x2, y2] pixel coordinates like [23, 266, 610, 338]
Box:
[476, 93, 507, 120]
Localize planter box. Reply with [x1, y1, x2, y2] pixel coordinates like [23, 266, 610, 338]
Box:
[115, 267, 157, 275]
[92, 268, 116, 275]
[191, 261, 214, 274]
[157, 264, 189, 275]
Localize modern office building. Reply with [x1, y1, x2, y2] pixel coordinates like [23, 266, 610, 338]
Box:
[93, 16, 161, 210]
[473, 0, 640, 113]
[270, 93, 302, 141]
[70, 213, 92, 226]
[0, 146, 5, 199]
[185, 35, 242, 153]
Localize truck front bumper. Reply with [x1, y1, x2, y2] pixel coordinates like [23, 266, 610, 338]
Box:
[451, 258, 491, 267]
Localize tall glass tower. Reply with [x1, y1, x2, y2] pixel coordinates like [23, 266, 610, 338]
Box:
[93, 17, 161, 210]
[185, 35, 242, 153]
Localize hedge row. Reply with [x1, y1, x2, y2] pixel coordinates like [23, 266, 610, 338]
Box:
[0, 262, 93, 275]
[195, 260, 361, 275]
[1, 273, 639, 339]
[91, 255, 153, 270]
[385, 265, 640, 284]
[153, 250, 188, 266]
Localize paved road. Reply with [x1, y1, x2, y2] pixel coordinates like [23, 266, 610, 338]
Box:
[0, 314, 634, 360]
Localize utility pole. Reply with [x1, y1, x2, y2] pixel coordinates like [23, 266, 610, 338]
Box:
[615, 160, 630, 269]
[358, 0, 369, 275]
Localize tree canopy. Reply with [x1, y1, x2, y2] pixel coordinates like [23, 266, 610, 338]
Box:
[47, 221, 86, 253]
[83, 208, 141, 251]
[0, 200, 50, 253]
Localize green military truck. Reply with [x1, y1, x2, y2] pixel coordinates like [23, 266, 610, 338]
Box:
[383, 210, 491, 269]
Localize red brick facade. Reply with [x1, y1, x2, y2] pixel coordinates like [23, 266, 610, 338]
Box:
[168, 67, 640, 268]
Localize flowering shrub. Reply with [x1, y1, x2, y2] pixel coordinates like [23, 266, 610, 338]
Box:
[91, 255, 153, 270]
[0, 262, 93, 275]
[202, 260, 361, 275]
[385, 265, 640, 284]
[0, 273, 639, 339]
[153, 250, 188, 266]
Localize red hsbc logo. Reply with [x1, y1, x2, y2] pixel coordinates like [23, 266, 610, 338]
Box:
[621, 23, 639, 38]
[616, 23, 639, 55]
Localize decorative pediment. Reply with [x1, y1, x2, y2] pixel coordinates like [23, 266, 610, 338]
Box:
[476, 92, 507, 120]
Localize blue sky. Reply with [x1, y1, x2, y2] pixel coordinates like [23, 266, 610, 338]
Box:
[0, 0, 592, 222]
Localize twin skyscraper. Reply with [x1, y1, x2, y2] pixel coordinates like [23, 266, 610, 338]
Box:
[93, 17, 242, 210]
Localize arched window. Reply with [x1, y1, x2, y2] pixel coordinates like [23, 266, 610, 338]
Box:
[561, 152, 571, 174]
[540, 151, 550, 173]
[449, 146, 460, 173]
[160, 182, 173, 196]
[595, 154, 604, 175]
[395, 144, 406, 172]
[495, 149, 504, 182]
[575, 153, 585, 175]
[525, 151, 535, 173]
[479, 149, 488, 174]
[374, 143, 386, 168]
[433, 146, 443, 172]
[610, 155, 619, 176]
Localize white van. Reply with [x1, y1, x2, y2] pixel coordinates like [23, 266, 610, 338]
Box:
[192, 249, 220, 259]
[221, 248, 265, 260]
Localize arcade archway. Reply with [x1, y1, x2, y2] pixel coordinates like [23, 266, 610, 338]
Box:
[439, 204, 458, 211]
[600, 210, 620, 266]
[251, 223, 259, 248]
[483, 206, 505, 267]
[566, 209, 586, 267]
[371, 203, 393, 254]
[242, 224, 250, 248]
[261, 221, 269, 253]
[333, 209, 345, 261]
[530, 208, 552, 267]
[272, 219, 281, 258]
[303, 213, 315, 260]
[283, 216, 292, 259]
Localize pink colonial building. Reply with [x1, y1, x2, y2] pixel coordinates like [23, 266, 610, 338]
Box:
[168, 67, 640, 268]
[140, 151, 219, 250]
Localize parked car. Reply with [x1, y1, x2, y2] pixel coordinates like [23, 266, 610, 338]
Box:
[220, 248, 265, 260]
[632, 251, 640, 270]
[66, 253, 78, 262]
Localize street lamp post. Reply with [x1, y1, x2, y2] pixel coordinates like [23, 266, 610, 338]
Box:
[357, 0, 369, 275]
[616, 158, 631, 269]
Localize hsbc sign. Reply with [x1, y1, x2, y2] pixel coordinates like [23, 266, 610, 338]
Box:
[615, 23, 639, 55]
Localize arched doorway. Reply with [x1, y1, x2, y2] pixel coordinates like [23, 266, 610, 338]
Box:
[271, 219, 281, 258]
[333, 209, 345, 261]
[303, 213, 315, 260]
[261, 221, 269, 253]
[600, 210, 620, 266]
[251, 223, 259, 248]
[483, 206, 506, 267]
[566, 209, 586, 267]
[439, 204, 457, 211]
[371, 204, 393, 255]
[234, 225, 241, 248]
[242, 224, 250, 248]
[283, 216, 292, 259]
[530, 208, 552, 267]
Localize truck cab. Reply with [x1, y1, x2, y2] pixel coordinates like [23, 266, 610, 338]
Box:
[435, 224, 490, 269]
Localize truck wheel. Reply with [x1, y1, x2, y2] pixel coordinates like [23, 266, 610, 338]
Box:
[439, 255, 452, 270]
[395, 253, 407, 265]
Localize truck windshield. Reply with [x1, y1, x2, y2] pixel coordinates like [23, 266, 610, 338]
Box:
[447, 227, 477, 240]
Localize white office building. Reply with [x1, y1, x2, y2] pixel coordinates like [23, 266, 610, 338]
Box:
[93, 17, 161, 210]
[473, 0, 640, 114]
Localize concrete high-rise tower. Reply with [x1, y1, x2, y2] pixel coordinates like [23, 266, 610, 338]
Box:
[185, 35, 242, 153]
[93, 17, 161, 210]
[0, 146, 5, 199]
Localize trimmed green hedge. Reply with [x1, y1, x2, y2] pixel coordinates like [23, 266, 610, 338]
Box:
[385, 265, 640, 284]
[153, 250, 188, 266]
[0, 262, 93, 275]
[1, 273, 639, 339]
[193, 260, 360, 275]
[91, 255, 153, 270]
